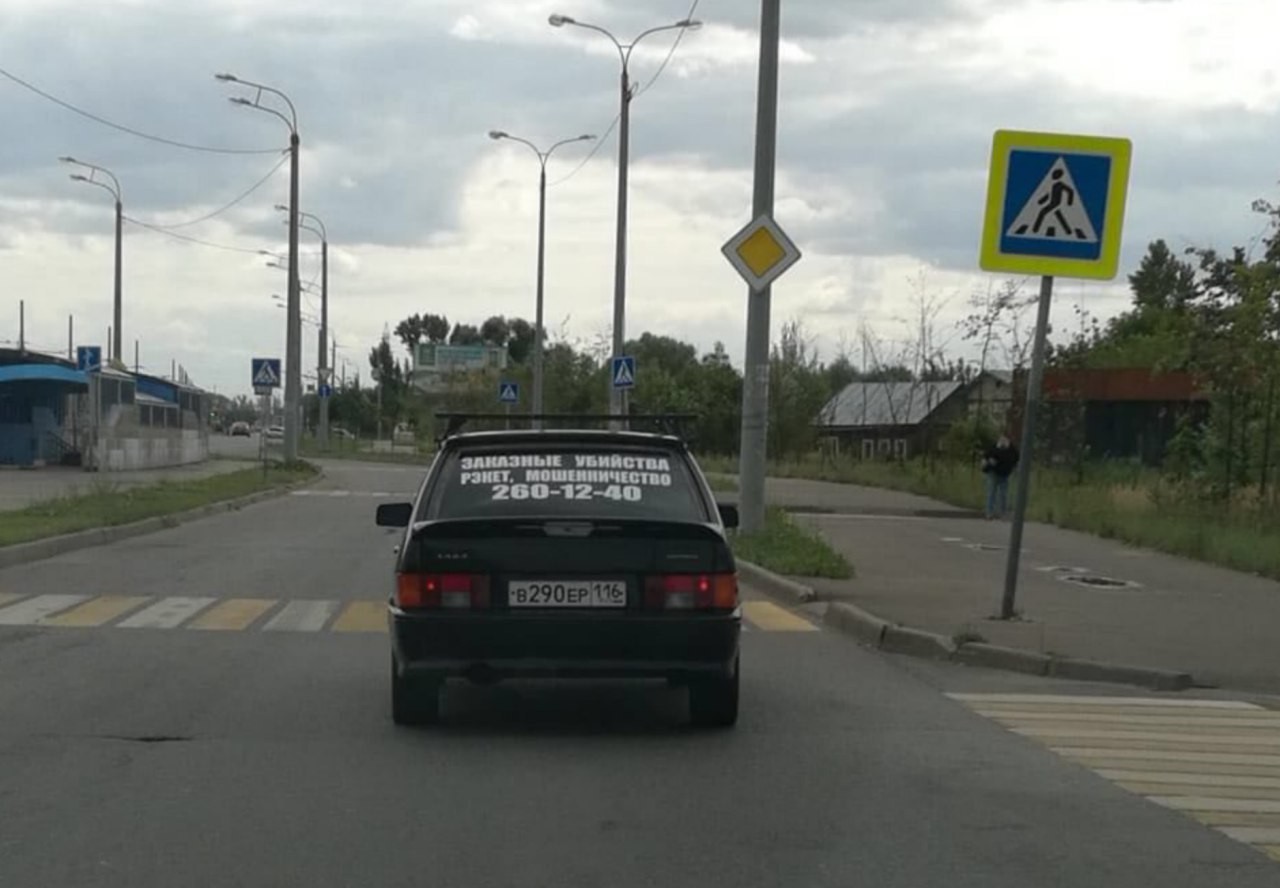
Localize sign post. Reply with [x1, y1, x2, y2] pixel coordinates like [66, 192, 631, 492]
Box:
[77, 346, 103, 472]
[979, 129, 1132, 619]
[252, 358, 282, 475]
[498, 381, 519, 430]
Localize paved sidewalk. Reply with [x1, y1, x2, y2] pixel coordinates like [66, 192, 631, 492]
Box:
[0, 460, 255, 512]
[726, 476, 1280, 694]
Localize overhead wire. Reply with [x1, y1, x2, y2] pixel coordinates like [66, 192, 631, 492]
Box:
[136, 152, 290, 229]
[0, 65, 282, 155]
[125, 216, 317, 258]
[550, 0, 699, 188]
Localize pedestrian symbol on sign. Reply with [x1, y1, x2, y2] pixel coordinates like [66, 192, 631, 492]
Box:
[611, 355, 636, 390]
[1006, 158, 1097, 243]
[251, 358, 281, 389]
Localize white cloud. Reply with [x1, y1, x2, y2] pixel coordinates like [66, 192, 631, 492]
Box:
[2, 0, 1278, 400]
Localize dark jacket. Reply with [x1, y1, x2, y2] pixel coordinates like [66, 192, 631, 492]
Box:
[982, 443, 1019, 478]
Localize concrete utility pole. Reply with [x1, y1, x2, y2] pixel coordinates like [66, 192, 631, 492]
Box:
[549, 12, 702, 419]
[737, 0, 782, 535]
[218, 72, 301, 462]
[294, 209, 330, 449]
[487, 131, 594, 424]
[60, 156, 124, 362]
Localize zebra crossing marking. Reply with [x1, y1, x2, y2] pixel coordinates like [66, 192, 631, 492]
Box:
[952, 693, 1280, 866]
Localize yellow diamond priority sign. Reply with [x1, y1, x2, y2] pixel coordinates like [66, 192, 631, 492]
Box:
[722, 213, 801, 292]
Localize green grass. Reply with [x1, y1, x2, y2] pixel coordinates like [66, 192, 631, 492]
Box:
[297, 437, 436, 465]
[731, 507, 853, 579]
[701, 452, 1280, 581]
[0, 462, 319, 548]
[705, 474, 739, 493]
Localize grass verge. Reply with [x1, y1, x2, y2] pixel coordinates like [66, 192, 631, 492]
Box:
[732, 507, 853, 579]
[705, 474, 739, 493]
[0, 462, 318, 548]
[297, 439, 435, 465]
[701, 452, 1280, 581]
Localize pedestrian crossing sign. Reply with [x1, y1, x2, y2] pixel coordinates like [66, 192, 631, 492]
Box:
[611, 355, 636, 390]
[980, 130, 1132, 280]
[498, 381, 519, 404]
[251, 357, 281, 389]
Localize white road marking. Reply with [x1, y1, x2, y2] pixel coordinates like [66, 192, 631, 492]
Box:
[118, 597, 216, 629]
[0, 594, 90, 625]
[262, 600, 337, 632]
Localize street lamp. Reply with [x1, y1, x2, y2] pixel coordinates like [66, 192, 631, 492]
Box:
[218, 71, 303, 462]
[549, 13, 701, 418]
[280, 204, 332, 449]
[488, 130, 594, 423]
[61, 156, 124, 363]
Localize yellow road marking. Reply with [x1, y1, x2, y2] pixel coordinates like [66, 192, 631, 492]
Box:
[331, 601, 387, 633]
[188, 598, 277, 631]
[742, 600, 817, 632]
[43, 596, 150, 627]
[0, 593, 22, 609]
[1262, 845, 1280, 862]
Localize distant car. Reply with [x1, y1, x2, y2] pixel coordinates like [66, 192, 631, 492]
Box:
[264, 425, 284, 441]
[376, 418, 742, 729]
[229, 422, 251, 437]
[332, 428, 355, 441]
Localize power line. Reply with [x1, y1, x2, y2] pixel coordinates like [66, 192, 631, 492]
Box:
[550, 1, 699, 188]
[123, 217, 270, 254]
[0, 65, 282, 156]
[550, 113, 619, 187]
[636, 0, 700, 98]
[138, 153, 289, 229]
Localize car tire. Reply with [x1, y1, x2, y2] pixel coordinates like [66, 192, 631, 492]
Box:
[688, 657, 739, 729]
[391, 656, 442, 727]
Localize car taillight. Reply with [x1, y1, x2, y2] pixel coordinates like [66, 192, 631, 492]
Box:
[644, 573, 738, 610]
[395, 573, 491, 610]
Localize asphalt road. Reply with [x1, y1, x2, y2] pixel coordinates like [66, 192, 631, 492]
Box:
[1, 461, 1277, 887]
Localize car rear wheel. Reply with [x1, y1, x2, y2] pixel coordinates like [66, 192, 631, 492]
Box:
[689, 657, 739, 728]
[390, 656, 442, 727]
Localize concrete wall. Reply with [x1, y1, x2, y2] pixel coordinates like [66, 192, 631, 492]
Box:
[95, 429, 208, 471]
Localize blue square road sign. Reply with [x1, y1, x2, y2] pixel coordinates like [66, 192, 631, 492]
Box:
[611, 355, 636, 390]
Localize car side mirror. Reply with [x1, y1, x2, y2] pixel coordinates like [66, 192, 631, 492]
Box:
[376, 502, 413, 527]
[717, 503, 740, 529]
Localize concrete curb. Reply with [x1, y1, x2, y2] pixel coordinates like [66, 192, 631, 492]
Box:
[739, 560, 1196, 692]
[0, 473, 321, 570]
[736, 560, 818, 605]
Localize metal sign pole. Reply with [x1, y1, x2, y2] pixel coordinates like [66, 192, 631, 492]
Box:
[1000, 273, 1055, 619]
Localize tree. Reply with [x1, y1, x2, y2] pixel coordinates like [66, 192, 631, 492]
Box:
[394, 314, 426, 356]
[423, 313, 450, 344]
[507, 318, 535, 364]
[449, 323, 483, 345]
[480, 315, 511, 347]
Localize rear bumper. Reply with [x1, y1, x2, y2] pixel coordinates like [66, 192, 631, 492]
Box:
[391, 606, 741, 681]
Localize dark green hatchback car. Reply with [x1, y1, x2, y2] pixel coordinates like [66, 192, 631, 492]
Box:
[375, 425, 742, 729]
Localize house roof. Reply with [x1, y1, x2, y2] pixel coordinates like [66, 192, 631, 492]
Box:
[817, 381, 963, 429]
[0, 364, 88, 386]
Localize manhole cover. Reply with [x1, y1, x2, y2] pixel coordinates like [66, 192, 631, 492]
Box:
[1058, 574, 1141, 590]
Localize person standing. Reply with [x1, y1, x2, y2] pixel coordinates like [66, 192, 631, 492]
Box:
[981, 435, 1020, 520]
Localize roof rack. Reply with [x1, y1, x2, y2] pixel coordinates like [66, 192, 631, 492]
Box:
[434, 412, 698, 442]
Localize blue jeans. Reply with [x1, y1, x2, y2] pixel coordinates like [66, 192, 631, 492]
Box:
[985, 473, 1010, 518]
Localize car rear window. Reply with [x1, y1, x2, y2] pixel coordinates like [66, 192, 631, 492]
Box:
[422, 445, 709, 522]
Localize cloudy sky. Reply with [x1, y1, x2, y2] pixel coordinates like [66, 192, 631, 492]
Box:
[2, 0, 1277, 397]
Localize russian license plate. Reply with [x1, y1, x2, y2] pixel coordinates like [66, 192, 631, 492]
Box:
[508, 580, 627, 608]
